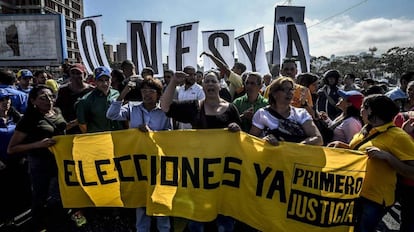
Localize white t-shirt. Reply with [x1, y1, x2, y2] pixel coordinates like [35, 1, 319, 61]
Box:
[177, 83, 205, 101]
[176, 83, 205, 129]
[252, 106, 312, 136]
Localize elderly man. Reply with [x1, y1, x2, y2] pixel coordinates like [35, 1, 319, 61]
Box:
[233, 72, 268, 132]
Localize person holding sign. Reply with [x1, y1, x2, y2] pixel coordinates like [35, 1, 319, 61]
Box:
[329, 94, 414, 232]
[7, 85, 70, 231]
[160, 69, 241, 232]
[249, 76, 322, 146]
[107, 76, 171, 232]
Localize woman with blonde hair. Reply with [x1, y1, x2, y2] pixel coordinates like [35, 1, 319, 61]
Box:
[249, 76, 322, 146]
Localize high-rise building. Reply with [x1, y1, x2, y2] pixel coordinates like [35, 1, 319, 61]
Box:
[113, 51, 118, 62]
[0, 0, 84, 63]
[104, 43, 114, 63]
[116, 43, 127, 63]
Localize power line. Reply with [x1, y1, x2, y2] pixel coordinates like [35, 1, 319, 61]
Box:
[308, 0, 368, 29]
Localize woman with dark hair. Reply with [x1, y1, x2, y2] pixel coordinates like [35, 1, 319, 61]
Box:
[107, 76, 171, 232]
[316, 69, 342, 119]
[296, 72, 319, 96]
[161, 70, 241, 232]
[324, 90, 363, 144]
[296, 72, 320, 118]
[7, 85, 73, 231]
[249, 76, 323, 146]
[329, 94, 414, 232]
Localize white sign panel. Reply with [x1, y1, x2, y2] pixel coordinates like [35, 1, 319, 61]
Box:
[168, 22, 199, 71]
[235, 27, 270, 75]
[276, 23, 311, 73]
[127, 21, 163, 77]
[76, 16, 110, 73]
[201, 30, 235, 72]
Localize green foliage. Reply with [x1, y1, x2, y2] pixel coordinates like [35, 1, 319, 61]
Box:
[310, 46, 414, 81]
[380, 47, 414, 76]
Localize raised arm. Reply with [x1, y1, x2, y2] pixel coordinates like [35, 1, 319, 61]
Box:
[200, 51, 231, 77]
[160, 71, 185, 113]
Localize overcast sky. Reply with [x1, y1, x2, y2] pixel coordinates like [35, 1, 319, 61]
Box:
[84, 0, 414, 58]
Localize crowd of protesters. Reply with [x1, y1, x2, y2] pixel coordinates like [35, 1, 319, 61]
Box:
[1, 55, 414, 232]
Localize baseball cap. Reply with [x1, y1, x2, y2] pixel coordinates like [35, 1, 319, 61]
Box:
[0, 89, 14, 99]
[338, 90, 364, 110]
[94, 66, 111, 80]
[70, 63, 86, 73]
[387, 89, 407, 101]
[17, 69, 33, 79]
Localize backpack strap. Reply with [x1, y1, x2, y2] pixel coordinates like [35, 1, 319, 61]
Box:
[352, 126, 395, 150]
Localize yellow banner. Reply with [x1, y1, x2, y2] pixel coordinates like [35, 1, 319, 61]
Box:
[50, 129, 367, 232]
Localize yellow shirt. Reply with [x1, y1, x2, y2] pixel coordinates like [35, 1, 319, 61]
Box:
[228, 71, 243, 99]
[349, 122, 414, 206]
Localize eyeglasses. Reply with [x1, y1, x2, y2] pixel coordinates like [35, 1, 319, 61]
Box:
[141, 88, 157, 94]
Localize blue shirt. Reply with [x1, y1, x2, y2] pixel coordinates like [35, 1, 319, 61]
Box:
[386, 87, 407, 101]
[0, 117, 17, 160]
[0, 85, 28, 113]
[17, 86, 32, 94]
[106, 101, 171, 131]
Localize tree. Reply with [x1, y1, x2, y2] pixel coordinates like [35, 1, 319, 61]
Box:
[369, 46, 377, 56]
[310, 56, 329, 75]
[381, 47, 414, 77]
